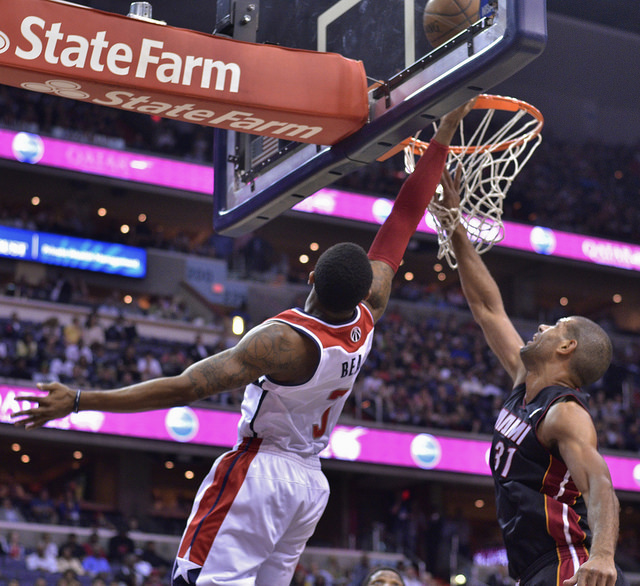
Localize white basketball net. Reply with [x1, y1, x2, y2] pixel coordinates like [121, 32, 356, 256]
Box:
[404, 97, 543, 269]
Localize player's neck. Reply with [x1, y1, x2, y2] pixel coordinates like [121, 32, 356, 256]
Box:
[524, 371, 576, 403]
[304, 291, 357, 323]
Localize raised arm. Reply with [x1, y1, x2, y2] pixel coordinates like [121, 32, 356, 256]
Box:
[441, 168, 526, 384]
[365, 99, 476, 322]
[12, 321, 314, 429]
[537, 401, 620, 586]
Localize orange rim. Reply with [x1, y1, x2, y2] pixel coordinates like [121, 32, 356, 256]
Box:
[377, 94, 544, 161]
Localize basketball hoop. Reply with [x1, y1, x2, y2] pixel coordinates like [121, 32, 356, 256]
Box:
[403, 94, 544, 268]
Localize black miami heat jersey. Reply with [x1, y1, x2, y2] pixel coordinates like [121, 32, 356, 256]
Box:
[490, 383, 592, 581]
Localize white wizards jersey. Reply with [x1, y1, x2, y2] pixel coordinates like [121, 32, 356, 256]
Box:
[236, 304, 375, 458]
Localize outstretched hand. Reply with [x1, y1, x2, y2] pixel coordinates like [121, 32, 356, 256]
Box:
[434, 96, 478, 145]
[441, 96, 478, 125]
[11, 382, 76, 429]
[439, 166, 463, 208]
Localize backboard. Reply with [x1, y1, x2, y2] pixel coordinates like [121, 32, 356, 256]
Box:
[213, 0, 547, 236]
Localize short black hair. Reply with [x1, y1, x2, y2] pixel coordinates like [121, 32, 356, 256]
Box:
[314, 242, 373, 312]
[564, 316, 612, 387]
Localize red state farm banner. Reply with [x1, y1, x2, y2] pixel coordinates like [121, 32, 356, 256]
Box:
[0, 0, 369, 145]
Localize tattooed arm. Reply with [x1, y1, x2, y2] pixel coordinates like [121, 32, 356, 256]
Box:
[12, 322, 316, 429]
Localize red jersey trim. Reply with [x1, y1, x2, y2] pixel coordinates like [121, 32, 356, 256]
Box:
[178, 438, 262, 565]
[270, 303, 374, 352]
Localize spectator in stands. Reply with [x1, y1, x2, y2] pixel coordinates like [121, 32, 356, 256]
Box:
[0, 497, 25, 522]
[84, 312, 106, 348]
[32, 360, 60, 384]
[57, 544, 85, 576]
[117, 344, 141, 384]
[26, 541, 58, 573]
[58, 489, 82, 526]
[4, 530, 25, 560]
[57, 568, 82, 586]
[83, 531, 106, 558]
[50, 350, 75, 383]
[40, 532, 59, 560]
[108, 525, 136, 565]
[349, 554, 372, 586]
[114, 552, 152, 585]
[307, 560, 335, 586]
[50, 274, 73, 303]
[104, 314, 126, 346]
[137, 351, 163, 381]
[139, 541, 171, 574]
[82, 548, 112, 578]
[63, 317, 83, 346]
[160, 346, 189, 377]
[398, 562, 423, 586]
[4, 312, 22, 338]
[59, 533, 85, 560]
[66, 338, 93, 365]
[187, 334, 210, 363]
[16, 330, 39, 368]
[29, 490, 58, 524]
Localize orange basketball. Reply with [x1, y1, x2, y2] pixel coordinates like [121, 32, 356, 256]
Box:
[423, 0, 481, 48]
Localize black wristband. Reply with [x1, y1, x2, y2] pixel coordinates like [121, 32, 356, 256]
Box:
[73, 389, 81, 413]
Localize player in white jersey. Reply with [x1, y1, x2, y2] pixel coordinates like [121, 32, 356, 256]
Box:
[14, 100, 476, 585]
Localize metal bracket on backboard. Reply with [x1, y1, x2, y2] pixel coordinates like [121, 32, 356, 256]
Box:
[213, 0, 547, 236]
[214, 0, 259, 42]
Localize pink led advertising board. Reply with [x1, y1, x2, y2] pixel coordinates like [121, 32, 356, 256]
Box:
[2, 385, 639, 492]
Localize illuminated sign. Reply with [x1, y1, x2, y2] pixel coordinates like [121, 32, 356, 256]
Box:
[2, 384, 639, 493]
[0, 225, 146, 278]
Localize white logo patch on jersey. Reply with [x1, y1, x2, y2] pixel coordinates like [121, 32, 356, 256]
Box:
[350, 326, 361, 342]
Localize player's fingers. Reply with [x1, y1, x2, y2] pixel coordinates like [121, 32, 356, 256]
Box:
[12, 395, 43, 405]
[12, 413, 36, 428]
[22, 418, 47, 430]
[466, 95, 478, 111]
[454, 164, 463, 188]
[11, 408, 35, 419]
[37, 381, 61, 392]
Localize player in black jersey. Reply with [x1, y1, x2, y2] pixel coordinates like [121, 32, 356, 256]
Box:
[438, 168, 627, 586]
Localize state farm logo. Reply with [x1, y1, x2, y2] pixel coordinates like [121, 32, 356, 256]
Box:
[15, 16, 241, 93]
[21, 79, 89, 99]
[0, 31, 10, 54]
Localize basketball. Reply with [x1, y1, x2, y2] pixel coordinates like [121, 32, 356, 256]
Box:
[423, 0, 481, 48]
